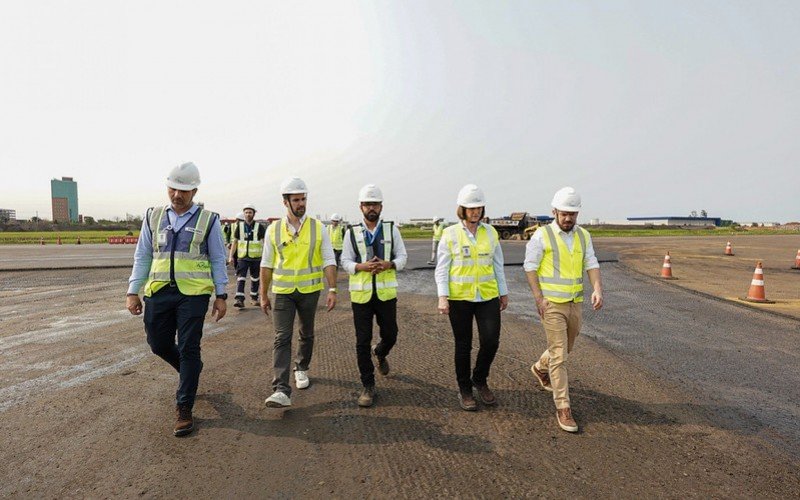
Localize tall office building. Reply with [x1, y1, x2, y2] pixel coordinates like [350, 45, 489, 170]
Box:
[51, 177, 79, 223]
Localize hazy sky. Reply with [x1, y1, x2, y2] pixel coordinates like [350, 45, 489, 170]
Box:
[1, 1, 798, 223]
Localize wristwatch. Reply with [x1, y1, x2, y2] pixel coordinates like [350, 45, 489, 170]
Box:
[216, 293, 228, 300]
[328, 288, 337, 293]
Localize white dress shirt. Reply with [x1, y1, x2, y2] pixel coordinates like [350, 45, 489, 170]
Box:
[434, 221, 509, 300]
[523, 221, 599, 272]
[341, 219, 408, 275]
[260, 215, 336, 269]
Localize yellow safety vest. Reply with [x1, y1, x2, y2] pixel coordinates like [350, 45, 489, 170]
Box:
[144, 205, 215, 297]
[536, 224, 589, 303]
[432, 222, 444, 241]
[236, 221, 263, 258]
[348, 222, 398, 304]
[444, 223, 499, 301]
[328, 224, 344, 251]
[269, 217, 324, 294]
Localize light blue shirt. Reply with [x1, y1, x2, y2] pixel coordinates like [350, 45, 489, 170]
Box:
[434, 221, 508, 300]
[127, 203, 228, 296]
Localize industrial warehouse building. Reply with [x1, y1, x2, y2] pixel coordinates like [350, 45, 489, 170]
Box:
[626, 216, 722, 227]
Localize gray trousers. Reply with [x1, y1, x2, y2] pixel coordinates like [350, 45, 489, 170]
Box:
[272, 290, 321, 395]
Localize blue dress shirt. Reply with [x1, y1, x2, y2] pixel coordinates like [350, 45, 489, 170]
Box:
[127, 203, 228, 296]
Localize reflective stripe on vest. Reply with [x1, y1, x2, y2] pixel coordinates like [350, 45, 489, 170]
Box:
[237, 221, 263, 258]
[328, 224, 344, 251]
[537, 224, 587, 303]
[348, 222, 397, 304]
[445, 223, 499, 301]
[144, 205, 214, 297]
[269, 217, 324, 294]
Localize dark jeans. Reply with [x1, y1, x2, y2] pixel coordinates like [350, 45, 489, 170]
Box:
[447, 298, 501, 393]
[333, 249, 342, 268]
[143, 286, 210, 408]
[272, 290, 320, 396]
[236, 258, 261, 298]
[352, 295, 398, 387]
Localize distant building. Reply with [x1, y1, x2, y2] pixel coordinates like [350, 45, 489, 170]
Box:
[0, 208, 16, 222]
[51, 177, 79, 223]
[627, 216, 722, 227]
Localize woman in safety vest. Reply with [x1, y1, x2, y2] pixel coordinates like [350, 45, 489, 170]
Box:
[435, 184, 509, 411]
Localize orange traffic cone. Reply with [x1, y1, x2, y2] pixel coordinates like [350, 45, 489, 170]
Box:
[740, 261, 775, 303]
[40, 237, 45, 245]
[659, 252, 676, 279]
[791, 249, 800, 270]
[57, 236, 62, 245]
[724, 241, 734, 256]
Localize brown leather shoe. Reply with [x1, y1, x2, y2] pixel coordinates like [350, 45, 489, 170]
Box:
[458, 391, 478, 411]
[531, 364, 553, 392]
[474, 384, 497, 406]
[174, 405, 194, 437]
[556, 407, 578, 433]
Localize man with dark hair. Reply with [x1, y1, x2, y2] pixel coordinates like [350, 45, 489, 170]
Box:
[341, 184, 407, 407]
[126, 162, 228, 437]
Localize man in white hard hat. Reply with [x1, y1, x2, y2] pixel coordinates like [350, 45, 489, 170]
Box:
[524, 186, 603, 433]
[328, 213, 345, 268]
[259, 176, 338, 408]
[228, 204, 266, 308]
[427, 217, 444, 265]
[126, 162, 228, 437]
[435, 184, 509, 411]
[341, 184, 408, 407]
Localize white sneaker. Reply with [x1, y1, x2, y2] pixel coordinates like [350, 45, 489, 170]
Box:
[264, 391, 291, 408]
[294, 370, 310, 389]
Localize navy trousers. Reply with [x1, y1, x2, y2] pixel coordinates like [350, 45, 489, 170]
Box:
[236, 258, 261, 299]
[143, 286, 210, 408]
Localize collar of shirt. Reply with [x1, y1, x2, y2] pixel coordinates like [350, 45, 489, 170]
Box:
[460, 221, 484, 240]
[549, 220, 575, 236]
[362, 218, 383, 236]
[284, 214, 307, 235]
[166, 203, 199, 230]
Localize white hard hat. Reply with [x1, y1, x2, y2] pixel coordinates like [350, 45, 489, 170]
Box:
[433, 216, 443, 222]
[236, 212, 245, 221]
[551, 186, 582, 212]
[358, 184, 383, 203]
[243, 203, 257, 212]
[166, 162, 201, 190]
[280, 176, 308, 195]
[457, 184, 486, 208]
[330, 213, 342, 222]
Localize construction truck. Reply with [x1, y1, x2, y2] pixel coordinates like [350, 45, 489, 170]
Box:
[489, 212, 553, 240]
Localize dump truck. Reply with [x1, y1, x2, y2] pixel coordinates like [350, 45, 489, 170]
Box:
[489, 212, 553, 240]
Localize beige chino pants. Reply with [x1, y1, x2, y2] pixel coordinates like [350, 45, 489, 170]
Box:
[535, 300, 582, 409]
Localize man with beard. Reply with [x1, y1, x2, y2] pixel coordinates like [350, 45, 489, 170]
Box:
[341, 184, 407, 407]
[228, 203, 266, 308]
[259, 176, 337, 408]
[524, 186, 603, 433]
[126, 162, 228, 437]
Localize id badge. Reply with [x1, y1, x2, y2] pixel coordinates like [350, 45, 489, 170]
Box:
[462, 246, 471, 257]
[157, 231, 168, 245]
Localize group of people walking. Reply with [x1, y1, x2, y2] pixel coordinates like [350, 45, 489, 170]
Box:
[126, 162, 603, 437]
